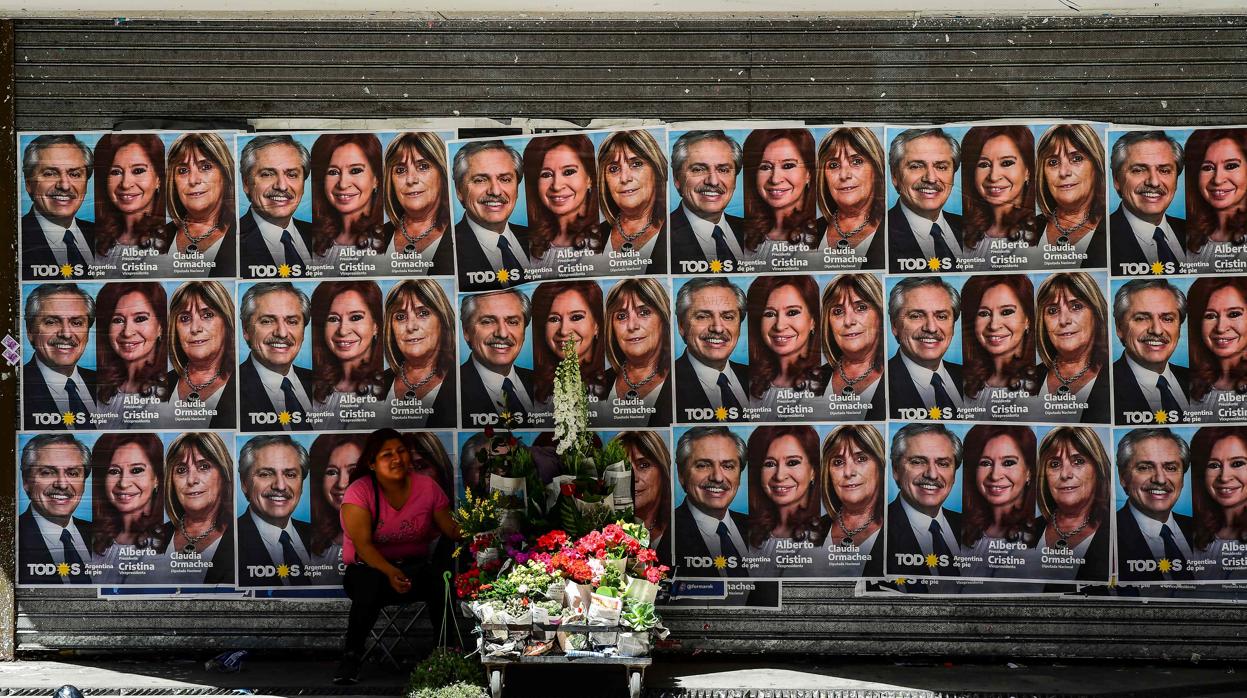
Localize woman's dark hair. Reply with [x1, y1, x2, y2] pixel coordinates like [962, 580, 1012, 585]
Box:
[603, 278, 671, 376]
[614, 430, 672, 542]
[820, 424, 885, 523]
[961, 274, 1038, 399]
[1187, 277, 1247, 403]
[350, 428, 413, 485]
[820, 273, 885, 368]
[1190, 426, 1247, 551]
[1036, 426, 1111, 529]
[529, 281, 606, 404]
[163, 432, 233, 535]
[93, 133, 169, 256]
[309, 133, 385, 257]
[91, 432, 169, 555]
[383, 279, 456, 379]
[1184, 128, 1247, 254]
[522, 134, 603, 259]
[310, 280, 385, 404]
[165, 132, 236, 233]
[746, 275, 822, 400]
[741, 128, 819, 252]
[95, 282, 169, 404]
[1035, 272, 1109, 381]
[1035, 123, 1106, 221]
[596, 129, 668, 231]
[309, 433, 367, 557]
[167, 280, 236, 380]
[960, 425, 1038, 548]
[383, 131, 451, 233]
[960, 125, 1038, 249]
[746, 425, 824, 548]
[816, 127, 886, 233]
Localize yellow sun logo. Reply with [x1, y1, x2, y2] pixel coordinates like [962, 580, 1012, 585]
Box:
[928, 406, 943, 420]
[276, 564, 291, 578]
[713, 555, 728, 569]
[1155, 410, 1170, 424]
[714, 406, 729, 421]
[59, 264, 74, 278]
[57, 562, 71, 577]
[61, 411, 77, 426]
[497, 268, 511, 283]
[709, 259, 723, 273]
[894, 577, 908, 585]
[500, 410, 512, 422]
[927, 257, 941, 271]
[278, 411, 292, 425]
[1158, 558, 1173, 573]
[925, 553, 940, 568]
[1150, 261, 1165, 275]
[277, 263, 292, 278]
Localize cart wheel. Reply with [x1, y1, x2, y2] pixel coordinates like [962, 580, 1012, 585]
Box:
[629, 670, 641, 698]
[490, 669, 502, 698]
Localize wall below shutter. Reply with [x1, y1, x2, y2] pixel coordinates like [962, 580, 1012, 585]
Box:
[13, 16, 1247, 659]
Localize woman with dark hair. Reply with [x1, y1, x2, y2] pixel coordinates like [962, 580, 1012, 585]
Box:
[310, 133, 386, 271]
[91, 432, 171, 584]
[741, 128, 820, 260]
[1034, 124, 1107, 268]
[602, 278, 671, 427]
[820, 425, 885, 577]
[614, 431, 672, 556]
[1188, 277, 1247, 410]
[1190, 426, 1247, 580]
[381, 132, 454, 276]
[95, 282, 169, 425]
[530, 281, 608, 417]
[1034, 426, 1112, 582]
[381, 280, 457, 428]
[162, 281, 236, 429]
[310, 280, 386, 428]
[746, 425, 826, 570]
[1185, 128, 1247, 268]
[160, 132, 236, 277]
[523, 134, 603, 269]
[747, 275, 824, 416]
[596, 130, 668, 274]
[152, 432, 234, 585]
[818, 274, 885, 421]
[961, 275, 1039, 411]
[309, 433, 366, 574]
[960, 425, 1039, 582]
[960, 125, 1039, 268]
[1032, 272, 1111, 424]
[93, 133, 168, 275]
[815, 127, 886, 269]
[335, 428, 460, 685]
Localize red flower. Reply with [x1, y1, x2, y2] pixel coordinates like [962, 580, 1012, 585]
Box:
[536, 530, 569, 551]
[635, 548, 657, 564]
[484, 425, 495, 438]
[508, 436, 519, 447]
[560, 482, 578, 497]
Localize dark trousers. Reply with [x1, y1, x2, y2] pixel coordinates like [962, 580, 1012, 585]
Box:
[342, 559, 448, 655]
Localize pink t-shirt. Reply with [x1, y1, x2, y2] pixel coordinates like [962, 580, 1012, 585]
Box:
[341, 472, 450, 565]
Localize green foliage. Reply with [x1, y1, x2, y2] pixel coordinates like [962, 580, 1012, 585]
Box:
[406, 648, 485, 693]
[409, 682, 489, 698]
[621, 600, 658, 631]
[598, 438, 628, 471]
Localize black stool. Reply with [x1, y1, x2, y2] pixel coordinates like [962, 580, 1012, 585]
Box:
[361, 601, 427, 667]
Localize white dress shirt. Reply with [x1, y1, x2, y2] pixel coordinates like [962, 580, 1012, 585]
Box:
[900, 204, 962, 259]
[899, 496, 961, 557]
[34, 357, 97, 414]
[249, 508, 310, 569]
[1125, 354, 1189, 413]
[31, 506, 90, 572]
[1129, 503, 1193, 564]
[472, 357, 533, 413]
[250, 355, 312, 416]
[899, 352, 964, 409]
[684, 204, 746, 262]
[1122, 206, 1186, 264]
[34, 208, 94, 267]
[468, 216, 530, 270]
[688, 500, 748, 560]
[687, 352, 749, 410]
[254, 211, 312, 267]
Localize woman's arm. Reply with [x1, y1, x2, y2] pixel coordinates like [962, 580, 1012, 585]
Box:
[341, 502, 409, 592]
[433, 507, 462, 542]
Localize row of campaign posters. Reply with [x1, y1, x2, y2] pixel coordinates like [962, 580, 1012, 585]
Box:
[14, 121, 1247, 605]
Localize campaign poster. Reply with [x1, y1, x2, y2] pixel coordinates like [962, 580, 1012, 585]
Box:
[669, 425, 754, 579]
[1108, 276, 1196, 425]
[378, 277, 460, 429]
[235, 130, 456, 280]
[18, 130, 241, 282]
[1175, 126, 1247, 275]
[1111, 426, 1198, 585]
[1182, 276, 1247, 423]
[670, 275, 755, 424]
[1184, 425, 1247, 582]
[1029, 426, 1114, 585]
[818, 273, 887, 422]
[235, 279, 318, 433]
[597, 277, 674, 429]
[1027, 271, 1112, 424]
[883, 274, 969, 422]
[1105, 127, 1200, 277]
[159, 279, 238, 430]
[90, 281, 170, 430]
[456, 284, 543, 430]
[16, 432, 99, 586]
[20, 281, 104, 431]
[882, 421, 971, 581]
[449, 127, 670, 293]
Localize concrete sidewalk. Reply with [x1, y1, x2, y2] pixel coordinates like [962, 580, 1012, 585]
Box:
[0, 654, 1243, 697]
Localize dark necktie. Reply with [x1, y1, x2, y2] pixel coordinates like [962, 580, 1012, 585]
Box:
[711, 225, 737, 264]
[716, 372, 742, 413]
[715, 521, 747, 577]
[1160, 524, 1194, 581]
[60, 529, 88, 584]
[929, 223, 957, 264]
[930, 372, 956, 413]
[280, 229, 302, 267]
[1156, 375, 1182, 415]
[279, 377, 304, 430]
[279, 530, 309, 586]
[501, 377, 526, 418]
[1152, 227, 1179, 267]
[928, 520, 960, 577]
[497, 236, 523, 272]
[62, 230, 86, 269]
[64, 378, 92, 429]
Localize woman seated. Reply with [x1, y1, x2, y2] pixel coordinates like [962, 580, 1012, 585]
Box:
[334, 428, 460, 685]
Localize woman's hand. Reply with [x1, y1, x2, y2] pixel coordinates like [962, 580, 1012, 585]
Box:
[386, 567, 412, 594]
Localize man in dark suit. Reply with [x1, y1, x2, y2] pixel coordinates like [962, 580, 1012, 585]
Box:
[238, 282, 315, 432]
[886, 277, 965, 420]
[672, 277, 751, 423]
[886, 128, 965, 273]
[236, 435, 314, 587]
[668, 130, 748, 271]
[22, 283, 98, 431]
[18, 434, 93, 585]
[1111, 279, 1190, 424]
[1114, 428, 1195, 583]
[238, 135, 315, 276]
[451, 140, 531, 292]
[21, 134, 96, 280]
[672, 426, 750, 578]
[1107, 131, 1188, 276]
[883, 423, 964, 581]
[458, 288, 534, 426]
